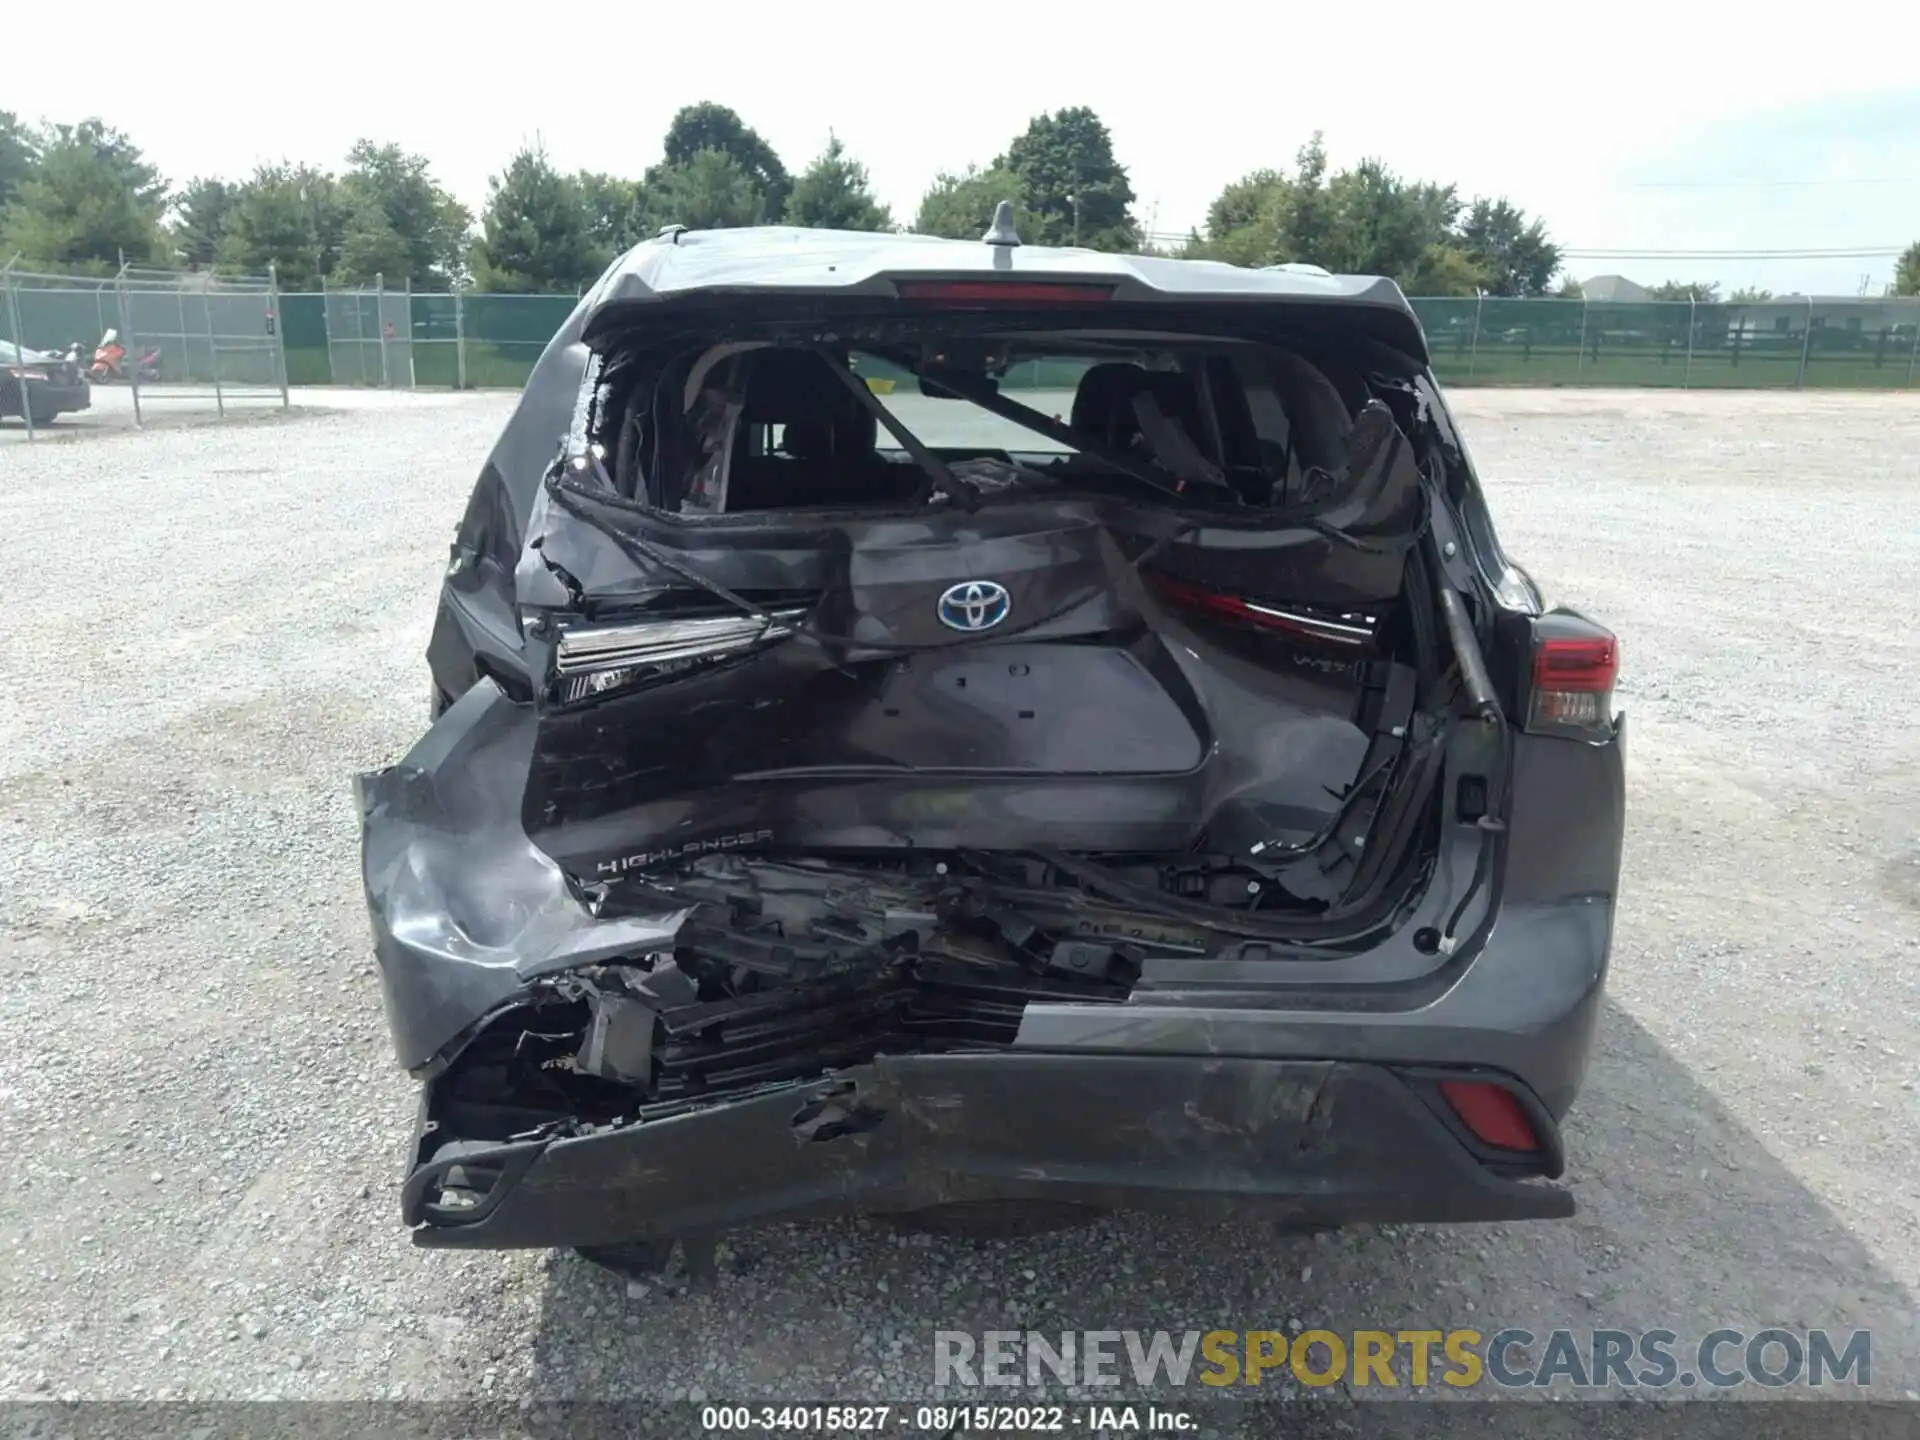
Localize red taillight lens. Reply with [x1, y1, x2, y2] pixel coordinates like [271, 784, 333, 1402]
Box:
[1438, 1080, 1539, 1151]
[893, 280, 1115, 304]
[1150, 575, 1377, 649]
[1526, 625, 1618, 735]
[1533, 636, 1617, 691]
[1152, 575, 1247, 623]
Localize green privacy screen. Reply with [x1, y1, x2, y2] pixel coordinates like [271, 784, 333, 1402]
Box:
[255, 291, 1920, 393]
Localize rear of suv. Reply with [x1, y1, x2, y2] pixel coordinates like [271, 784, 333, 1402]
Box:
[356, 216, 1624, 1258]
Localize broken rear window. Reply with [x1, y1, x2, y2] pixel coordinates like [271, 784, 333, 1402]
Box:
[591, 328, 1374, 518]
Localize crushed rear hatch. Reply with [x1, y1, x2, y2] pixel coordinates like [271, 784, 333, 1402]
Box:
[407, 288, 1493, 1087]
[357, 245, 1619, 1237]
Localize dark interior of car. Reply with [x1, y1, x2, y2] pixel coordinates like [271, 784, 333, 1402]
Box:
[721, 349, 923, 512]
[614, 335, 1371, 517]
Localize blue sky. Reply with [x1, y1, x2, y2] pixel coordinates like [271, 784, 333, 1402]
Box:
[1584, 89, 1920, 295]
[10, 0, 1917, 294]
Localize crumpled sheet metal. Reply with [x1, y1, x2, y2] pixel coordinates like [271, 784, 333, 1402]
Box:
[355, 681, 692, 1071]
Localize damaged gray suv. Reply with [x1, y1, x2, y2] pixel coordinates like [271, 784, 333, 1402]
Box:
[355, 213, 1625, 1269]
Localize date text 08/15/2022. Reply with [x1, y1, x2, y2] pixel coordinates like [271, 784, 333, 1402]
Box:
[699, 1404, 1195, 1432]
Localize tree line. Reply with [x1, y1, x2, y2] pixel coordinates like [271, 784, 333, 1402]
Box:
[1182, 133, 1565, 297]
[6, 105, 1918, 299]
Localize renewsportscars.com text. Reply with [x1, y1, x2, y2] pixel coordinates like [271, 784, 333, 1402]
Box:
[933, 1328, 1871, 1390]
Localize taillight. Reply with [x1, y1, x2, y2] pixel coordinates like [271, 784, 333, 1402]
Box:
[893, 280, 1115, 304]
[1525, 616, 1618, 737]
[550, 608, 807, 705]
[1149, 574, 1377, 650]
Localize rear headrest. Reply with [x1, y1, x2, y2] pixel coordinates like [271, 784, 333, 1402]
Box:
[1070, 363, 1214, 458]
[1143, 371, 1205, 438]
[739, 348, 878, 458]
[741, 349, 862, 425]
[1069, 362, 1150, 441]
[782, 415, 879, 461]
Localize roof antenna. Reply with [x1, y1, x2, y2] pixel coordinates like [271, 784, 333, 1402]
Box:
[982, 201, 1022, 248]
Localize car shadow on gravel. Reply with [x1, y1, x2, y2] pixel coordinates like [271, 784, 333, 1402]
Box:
[518, 998, 1914, 1403]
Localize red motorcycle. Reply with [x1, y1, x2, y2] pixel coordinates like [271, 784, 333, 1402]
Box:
[88, 329, 127, 382]
[88, 330, 163, 383]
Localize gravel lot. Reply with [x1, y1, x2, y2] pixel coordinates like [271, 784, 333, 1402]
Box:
[2, 387, 1917, 1418]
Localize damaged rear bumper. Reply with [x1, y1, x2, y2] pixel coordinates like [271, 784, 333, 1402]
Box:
[403, 1053, 1570, 1249]
[365, 684, 1619, 1249]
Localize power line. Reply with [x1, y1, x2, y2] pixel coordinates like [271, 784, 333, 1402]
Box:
[1143, 233, 1907, 263]
[1616, 177, 1917, 189]
[1562, 246, 1905, 259]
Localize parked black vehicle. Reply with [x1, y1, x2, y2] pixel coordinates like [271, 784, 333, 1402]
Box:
[356, 214, 1625, 1265]
[0, 340, 91, 425]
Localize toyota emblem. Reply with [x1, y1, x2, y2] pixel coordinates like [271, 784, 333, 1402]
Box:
[936, 580, 1012, 633]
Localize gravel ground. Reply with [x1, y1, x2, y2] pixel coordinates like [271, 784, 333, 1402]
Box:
[1, 387, 1917, 1418]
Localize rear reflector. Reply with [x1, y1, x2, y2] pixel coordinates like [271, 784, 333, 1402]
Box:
[1438, 1080, 1539, 1151]
[894, 280, 1115, 304]
[1150, 575, 1377, 649]
[1526, 627, 1618, 735]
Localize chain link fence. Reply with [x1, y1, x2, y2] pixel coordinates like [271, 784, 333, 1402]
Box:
[20, 266, 1917, 413]
[286, 285, 1919, 394]
[322, 275, 415, 387]
[2, 257, 289, 438]
[117, 265, 288, 412]
[310, 289, 573, 391]
[1410, 294, 1920, 389]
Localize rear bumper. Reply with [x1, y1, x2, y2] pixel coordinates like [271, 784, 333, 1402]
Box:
[404, 1054, 1570, 1249]
[366, 686, 1622, 1250]
[1, 378, 89, 415]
